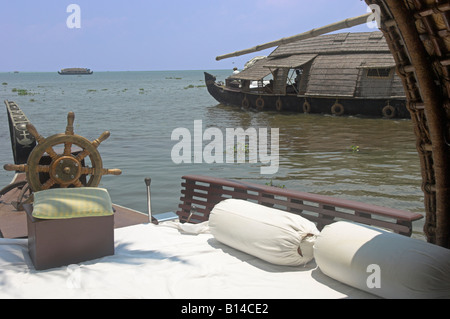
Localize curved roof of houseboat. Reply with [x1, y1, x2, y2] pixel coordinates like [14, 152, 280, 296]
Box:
[230, 31, 404, 98]
[270, 31, 390, 57]
[230, 32, 397, 82]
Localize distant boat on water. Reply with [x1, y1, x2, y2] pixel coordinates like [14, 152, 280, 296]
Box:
[58, 68, 93, 75]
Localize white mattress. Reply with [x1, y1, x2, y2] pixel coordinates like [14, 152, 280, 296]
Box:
[0, 222, 377, 299]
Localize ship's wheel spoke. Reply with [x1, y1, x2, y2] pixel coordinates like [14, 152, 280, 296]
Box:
[3, 164, 27, 172]
[81, 167, 95, 176]
[76, 149, 91, 162]
[26, 123, 44, 144]
[45, 147, 59, 161]
[92, 131, 110, 148]
[41, 179, 56, 190]
[65, 112, 75, 136]
[63, 141, 73, 156]
[36, 165, 50, 173]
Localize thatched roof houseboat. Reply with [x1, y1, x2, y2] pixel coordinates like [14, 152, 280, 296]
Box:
[206, 31, 409, 118]
[58, 68, 93, 75]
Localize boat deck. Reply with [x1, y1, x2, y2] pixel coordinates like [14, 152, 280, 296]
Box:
[0, 174, 149, 239]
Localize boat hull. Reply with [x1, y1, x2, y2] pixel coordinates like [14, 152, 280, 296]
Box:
[204, 72, 410, 118]
[58, 68, 93, 75]
[4, 100, 36, 165]
[58, 71, 93, 75]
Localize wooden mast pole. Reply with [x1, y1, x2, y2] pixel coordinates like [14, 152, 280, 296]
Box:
[215, 13, 372, 61]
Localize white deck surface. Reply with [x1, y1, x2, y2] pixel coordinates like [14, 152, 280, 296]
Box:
[0, 222, 377, 299]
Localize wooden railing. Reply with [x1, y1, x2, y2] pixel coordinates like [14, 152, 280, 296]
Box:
[176, 175, 423, 236]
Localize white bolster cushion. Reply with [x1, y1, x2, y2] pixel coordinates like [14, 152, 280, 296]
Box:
[209, 199, 320, 266]
[313, 221, 450, 299]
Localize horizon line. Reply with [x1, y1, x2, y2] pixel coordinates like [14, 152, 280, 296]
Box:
[0, 68, 232, 73]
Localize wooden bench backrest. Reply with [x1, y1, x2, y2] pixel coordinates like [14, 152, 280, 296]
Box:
[176, 175, 423, 236]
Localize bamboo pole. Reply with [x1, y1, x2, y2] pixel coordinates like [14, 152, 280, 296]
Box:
[216, 13, 372, 61]
[385, 0, 450, 248]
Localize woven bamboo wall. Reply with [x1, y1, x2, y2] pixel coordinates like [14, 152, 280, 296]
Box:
[305, 53, 404, 97]
[366, 0, 450, 247]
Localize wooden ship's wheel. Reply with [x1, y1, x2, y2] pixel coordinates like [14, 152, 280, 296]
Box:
[3, 112, 121, 192]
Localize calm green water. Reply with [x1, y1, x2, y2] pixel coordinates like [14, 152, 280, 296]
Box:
[0, 70, 425, 237]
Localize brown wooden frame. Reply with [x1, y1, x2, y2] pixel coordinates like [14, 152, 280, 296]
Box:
[364, 0, 450, 247]
[176, 175, 423, 236]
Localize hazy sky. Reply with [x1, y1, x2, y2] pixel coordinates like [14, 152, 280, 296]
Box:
[0, 0, 376, 72]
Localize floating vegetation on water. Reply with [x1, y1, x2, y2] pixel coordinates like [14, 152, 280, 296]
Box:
[184, 84, 207, 89]
[223, 142, 250, 155]
[87, 89, 97, 93]
[29, 98, 36, 102]
[265, 180, 286, 189]
[18, 90, 31, 95]
[11, 88, 37, 96]
[166, 77, 182, 80]
[2, 82, 7, 85]
[350, 145, 360, 152]
[234, 143, 249, 154]
[139, 88, 145, 94]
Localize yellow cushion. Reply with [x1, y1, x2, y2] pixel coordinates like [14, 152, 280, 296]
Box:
[32, 188, 114, 219]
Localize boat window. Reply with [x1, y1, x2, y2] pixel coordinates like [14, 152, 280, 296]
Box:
[366, 68, 392, 78]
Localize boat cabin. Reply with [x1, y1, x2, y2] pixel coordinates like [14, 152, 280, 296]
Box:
[205, 31, 408, 117]
[229, 32, 404, 99]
